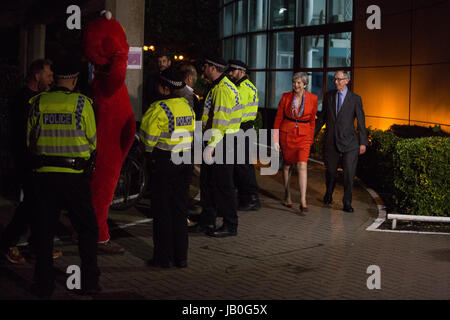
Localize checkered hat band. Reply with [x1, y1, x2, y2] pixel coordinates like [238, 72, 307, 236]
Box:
[160, 76, 183, 88]
[229, 64, 246, 71]
[205, 59, 226, 69]
[57, 72, 80, 79]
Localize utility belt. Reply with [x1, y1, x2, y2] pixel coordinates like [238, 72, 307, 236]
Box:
[240, 120, 255, 131]
[284, 116, 310, 123]
[31, 151, 97, 175]
[152, 147, 187, 159]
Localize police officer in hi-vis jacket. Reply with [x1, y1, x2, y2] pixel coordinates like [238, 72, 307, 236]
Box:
[139, 68, 195, 268]
[228, 59, 261, 212]
[27, 59, 100, 298]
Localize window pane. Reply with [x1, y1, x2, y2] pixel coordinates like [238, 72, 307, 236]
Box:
[224, 0, 233, 4]
[326, 72, 337, 92]
[327, 0, 353, 23]
[224, 3, 234, 37]
[223, 38, 233, 61]
[269, 31, 294, 69]
[267, 71, 292, 109]
[249, 71, 266, 109]
[306, 72, 324, 111]
[249, 0, 268, 32]
[299, 34, 324, 68]
[249, 33, 267, 69]
[328, 32, 351, 67]
[234, 36, 247, 62]
[297, 0, 326, 26]
[235, 0, 248, 34]
[270, 0, 296, 29]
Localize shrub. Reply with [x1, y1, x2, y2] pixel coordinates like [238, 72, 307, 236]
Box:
[357, 128, 400, 210]
[389, 124, 449, 138]
[311, 127, 325, 159]
[393, 137, 450, 216]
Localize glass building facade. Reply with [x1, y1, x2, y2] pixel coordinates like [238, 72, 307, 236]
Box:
[220, 0, 353, 122]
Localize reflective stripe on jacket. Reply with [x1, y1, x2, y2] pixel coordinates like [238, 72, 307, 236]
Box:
[237, 78, 258, 125]
[202, 75, 243, 148]
[27, 89, 96, 173]
[139, 97, 195, 153]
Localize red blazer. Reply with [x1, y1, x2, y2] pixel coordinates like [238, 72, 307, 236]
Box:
[273, 91, 318, 146]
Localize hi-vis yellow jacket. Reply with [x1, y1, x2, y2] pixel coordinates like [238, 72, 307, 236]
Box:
[139, 97, 195, 153]
[236, 76, 258, 124]
[201, 74, 243, 147]
[27, 88, 96, 173]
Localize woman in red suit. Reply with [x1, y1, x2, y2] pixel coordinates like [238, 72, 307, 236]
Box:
[273, 72, 318, 212]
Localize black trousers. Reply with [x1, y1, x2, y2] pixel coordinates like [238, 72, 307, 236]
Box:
[199, 135, 238, 230]
[150, 149, 192, 265]
[234, 127, 259, 204]
[0, 170, 34, 253]
[323, 145, 359, 204]
[31, 172, 99, 294]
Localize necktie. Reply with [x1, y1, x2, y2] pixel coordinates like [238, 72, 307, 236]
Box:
[337, 92, 343, 114]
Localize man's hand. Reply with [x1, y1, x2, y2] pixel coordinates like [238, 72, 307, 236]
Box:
[359, 145, 366, 155]
[274, 142, 280, 153]
[204, 145, 215, 164]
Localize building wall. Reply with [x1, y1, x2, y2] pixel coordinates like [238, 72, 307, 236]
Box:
[353, 0, 450, 130]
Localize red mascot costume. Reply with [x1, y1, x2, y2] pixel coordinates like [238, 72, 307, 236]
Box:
[83, 11, 135, 252]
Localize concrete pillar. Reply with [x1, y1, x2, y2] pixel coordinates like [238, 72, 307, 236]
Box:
[105, 0, 145, 120]
[27, 24, 46, 64]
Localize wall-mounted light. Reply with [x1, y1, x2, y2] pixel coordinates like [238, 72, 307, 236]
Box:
[179, 55, 184, 60]
[143, 45, 149, 51]
[279, 8, 287, 14]
[149, 45, 155, 51]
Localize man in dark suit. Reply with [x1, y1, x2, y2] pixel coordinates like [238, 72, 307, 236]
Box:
[314, 70, 368, 212]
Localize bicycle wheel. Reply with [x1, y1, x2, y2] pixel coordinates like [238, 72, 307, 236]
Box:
[111, 144, 148, 211]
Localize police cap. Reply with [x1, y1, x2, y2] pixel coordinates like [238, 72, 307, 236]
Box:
[159, 68, 186, 89]
[53, 58, 81, 79]
[204, 56, 227, 70]
[228, 59, 247, 72]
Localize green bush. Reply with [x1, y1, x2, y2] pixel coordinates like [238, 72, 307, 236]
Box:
[310, 127, 325, 159]
[314, 125, 449, 216]
[393, 137, 450, 216]
[357, 128, 400, 210]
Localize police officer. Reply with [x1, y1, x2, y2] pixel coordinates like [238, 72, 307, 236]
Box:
[228, 60, 261, 211]
[198, 56, 243, 238]
[139, 68, 194, 268]
[27, 59, 100, 298]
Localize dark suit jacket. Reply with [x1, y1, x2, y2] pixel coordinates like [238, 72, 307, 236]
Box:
[315, 89, 368, 153]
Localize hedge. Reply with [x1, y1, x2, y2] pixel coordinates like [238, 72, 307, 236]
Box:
[393, 137, 450, 216]
[313, 125, 450, 216]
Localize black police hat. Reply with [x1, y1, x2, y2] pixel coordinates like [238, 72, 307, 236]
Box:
[159, 68, 186, 89]
[53, 58, 81, 79]
[204, 56, 227, 69]
[228, 59, 247, 72]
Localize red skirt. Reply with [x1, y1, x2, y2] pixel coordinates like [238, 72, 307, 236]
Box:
[279, 126, 312, 164]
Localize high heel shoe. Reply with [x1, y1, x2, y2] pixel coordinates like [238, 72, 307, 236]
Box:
[283, 201, 293, 208]
[300, 205, 308, 212]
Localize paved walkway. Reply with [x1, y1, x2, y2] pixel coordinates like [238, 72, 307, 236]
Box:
[0, 162, 449, 300]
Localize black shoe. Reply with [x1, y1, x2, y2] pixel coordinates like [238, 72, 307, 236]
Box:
[30, 283, 53, 299]
[238, 199, 261, 211]
[147, 259, 172, 268]
[207, 225, 237, 238]
[188, 224, 215, 234]
[323, 194, 333, 205]
[343, 204, 354, 212]
[174, 260, 187, 268]
[74, 283, 102, 296]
